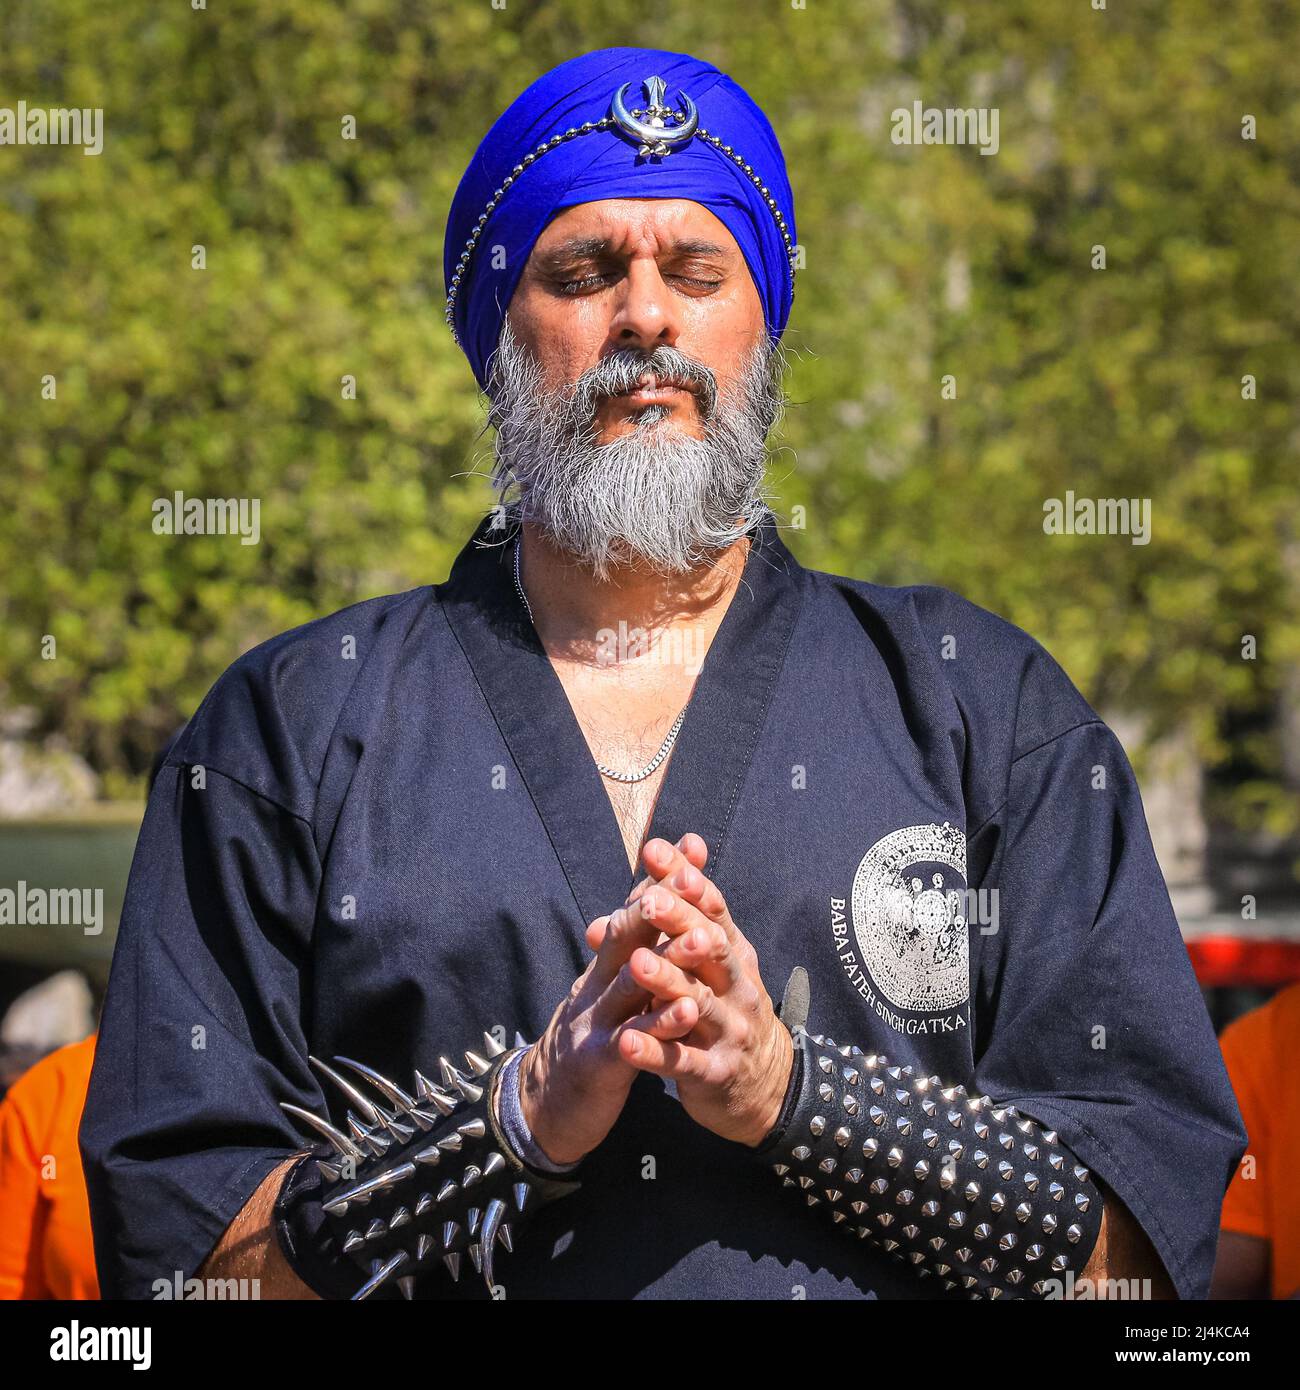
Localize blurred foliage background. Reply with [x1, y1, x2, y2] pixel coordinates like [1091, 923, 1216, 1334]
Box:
[0, 0, 1296, 832]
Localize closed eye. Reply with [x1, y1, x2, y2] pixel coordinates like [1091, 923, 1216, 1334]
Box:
[555, 272, 723, 296]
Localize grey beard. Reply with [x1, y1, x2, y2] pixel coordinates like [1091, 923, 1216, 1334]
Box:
[484, 317, 788, 581]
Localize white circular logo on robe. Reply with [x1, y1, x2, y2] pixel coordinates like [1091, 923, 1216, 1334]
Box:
[851, 823, 969, 1013]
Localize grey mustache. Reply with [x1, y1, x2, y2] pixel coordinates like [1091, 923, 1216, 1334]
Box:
[570, 347, 719, 420]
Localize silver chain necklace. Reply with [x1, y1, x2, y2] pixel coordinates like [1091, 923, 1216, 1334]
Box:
[513, 539, 687, 784]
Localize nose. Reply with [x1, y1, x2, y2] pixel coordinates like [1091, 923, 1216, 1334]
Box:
[606, 258, 682, 354]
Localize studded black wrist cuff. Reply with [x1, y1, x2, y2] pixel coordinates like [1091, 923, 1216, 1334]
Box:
[762, 1026, 1104, 1299]
[279, 1033, 582, 1298]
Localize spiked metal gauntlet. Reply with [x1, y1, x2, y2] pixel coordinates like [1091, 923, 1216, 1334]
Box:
[758, 1024, 1104, 1299]
[275, 1032, 581, 1299]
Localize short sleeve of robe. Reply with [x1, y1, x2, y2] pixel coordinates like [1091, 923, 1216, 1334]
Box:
[967, 715, 1247, 1300]
[79, 591, 427, 1300]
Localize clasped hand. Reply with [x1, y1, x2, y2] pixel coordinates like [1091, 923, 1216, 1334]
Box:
[519, 835, 794, 1165]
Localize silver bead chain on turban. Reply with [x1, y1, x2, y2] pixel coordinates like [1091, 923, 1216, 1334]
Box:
[445, 114, 799, 346]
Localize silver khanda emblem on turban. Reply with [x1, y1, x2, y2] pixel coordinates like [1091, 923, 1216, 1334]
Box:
[610, 75, 699, 158]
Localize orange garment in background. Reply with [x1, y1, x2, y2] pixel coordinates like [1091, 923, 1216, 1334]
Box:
[1219, 982, 1300, 1299]
[0, 1033, 100, 1299]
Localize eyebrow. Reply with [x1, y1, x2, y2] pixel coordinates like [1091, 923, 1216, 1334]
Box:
[537, 235, 730, 266]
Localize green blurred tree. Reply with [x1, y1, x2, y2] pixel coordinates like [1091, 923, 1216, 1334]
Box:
[0, 0, 1296, 833]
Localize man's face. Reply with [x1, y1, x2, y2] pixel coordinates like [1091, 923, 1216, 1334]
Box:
[506, 198, 766, 443]
[486, 197, 784, 580]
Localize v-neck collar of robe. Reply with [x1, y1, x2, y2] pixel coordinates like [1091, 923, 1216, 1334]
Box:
[439, 513, 806, 927]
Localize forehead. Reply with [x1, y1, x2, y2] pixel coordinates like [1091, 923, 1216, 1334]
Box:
[530, 198, 742, 256]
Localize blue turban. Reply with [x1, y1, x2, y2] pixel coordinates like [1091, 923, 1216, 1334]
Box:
[443, 46, 797, 389]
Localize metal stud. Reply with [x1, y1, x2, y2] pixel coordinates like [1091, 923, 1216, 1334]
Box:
[279, 1104, 365, 1161]
[335, 1056, 419, 1114]
[354, 1250, 409, 1300]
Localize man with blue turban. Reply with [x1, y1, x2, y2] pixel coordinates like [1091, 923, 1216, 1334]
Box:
[84, 48, 1243, 1304]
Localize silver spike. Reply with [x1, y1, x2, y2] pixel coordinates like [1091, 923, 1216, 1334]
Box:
[457, 1118, 488, 1141]
[416, 1234, 435, 1262]
[353, 1250, 409, 1300]
[365, 1218, 387, 1241]
[437, 1181, 458, 1204]
[398, 1275, 416, 1300]
[439, 1056, 471, 1090]
[442, 1220, 461, 1249]
[390, 1205, 411, 1229]
[414, 1145, 441, 1167]
[468, 1242, 483, 1273]
[334, 1056, 418, 1114]
[513, 1181, 531, 1213]
[415, 1192, 434, 1217]
[463, 1050, 493, 1077]
[279, 1103, 365, 1161]
[499, 1223, 514, 1253]
[308, 1056, 382, 1124]
[443, 1252, 461, 1282]
[512, 1030, 527, 1048]
[343, 1230, 364, 1253]
[437, 1132, 464, 1153]
[482, 1031, 507, 1058]
[482, 1198, 508, 1287]
[322, 1161, 416, 1213]
[483, 1151, 507, 1180]
[316, 1159, 341, 1181]
[422, 1089, 458, 1117]
[462, 1164, 483, 1189]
